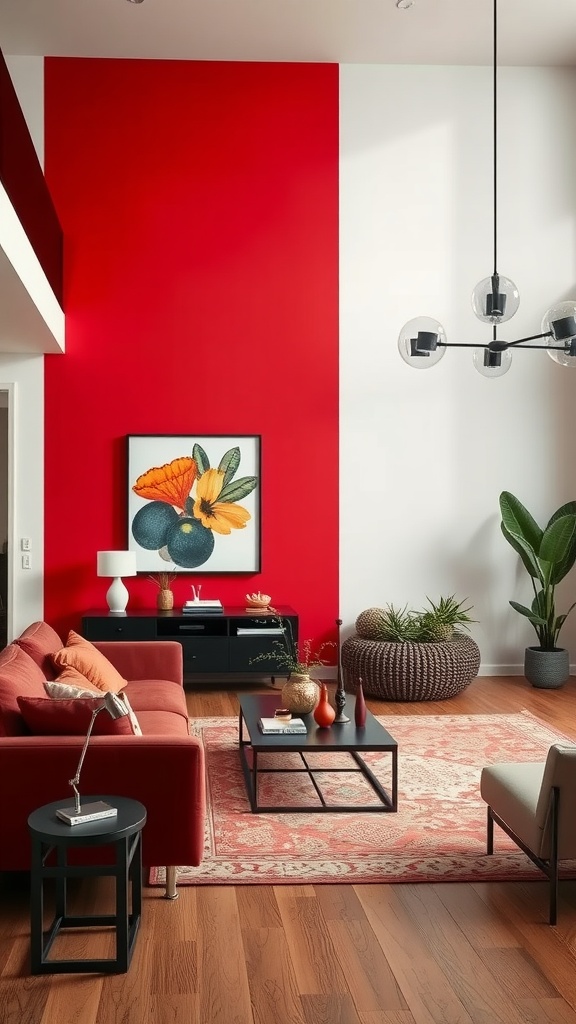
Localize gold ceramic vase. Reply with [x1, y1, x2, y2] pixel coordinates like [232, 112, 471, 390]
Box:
[281, 673, 319, 714]
[157, 589, 174, 610]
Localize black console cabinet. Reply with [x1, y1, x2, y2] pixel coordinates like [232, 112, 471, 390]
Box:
[82, 607, 298, 679]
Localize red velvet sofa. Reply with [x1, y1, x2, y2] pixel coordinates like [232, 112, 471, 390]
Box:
[0, 621, 205, 899]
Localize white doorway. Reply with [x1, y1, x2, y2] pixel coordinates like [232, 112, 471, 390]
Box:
[0, 386, 14, 648]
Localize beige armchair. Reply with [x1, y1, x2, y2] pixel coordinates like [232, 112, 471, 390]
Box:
[480, 743, 576, 925]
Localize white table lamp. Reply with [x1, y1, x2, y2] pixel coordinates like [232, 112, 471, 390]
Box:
[97, 550, 137, 614]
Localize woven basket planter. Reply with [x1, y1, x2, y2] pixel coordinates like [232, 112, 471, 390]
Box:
[341, 634, 481, 702]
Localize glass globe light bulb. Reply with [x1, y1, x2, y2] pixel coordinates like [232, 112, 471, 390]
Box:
[541, 300, 576, 367]
[398, 316, 446, 369]
[471, 274, 519, 324]
[472, 344, 512, 378]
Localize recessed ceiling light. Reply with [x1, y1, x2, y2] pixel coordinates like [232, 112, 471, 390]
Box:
[126, 0, 145, 4]
[396, 0, 414, 9]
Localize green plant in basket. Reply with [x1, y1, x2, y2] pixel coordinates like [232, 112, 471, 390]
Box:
[356, 596, 475, 643]
[417, 595, 476, 641]
[371, 604, 422, 642]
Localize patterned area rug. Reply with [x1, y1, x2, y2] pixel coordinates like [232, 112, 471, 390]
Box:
[149, 710, 575, 887]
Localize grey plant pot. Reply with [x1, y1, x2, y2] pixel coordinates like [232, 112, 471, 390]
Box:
[524, 646, 570, 689]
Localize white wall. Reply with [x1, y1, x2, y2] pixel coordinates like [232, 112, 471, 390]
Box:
[5, 56, 44, 160]
[340, 65, 576, 673]
[1, 57, 45, 638]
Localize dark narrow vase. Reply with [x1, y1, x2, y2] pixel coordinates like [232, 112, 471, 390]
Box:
[354, 679, 367, 727]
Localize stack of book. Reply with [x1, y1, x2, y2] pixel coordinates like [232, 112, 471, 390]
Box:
[182, 599, 223, 614]
[236, 626, 284, 636]
[259, 717, 307, 735]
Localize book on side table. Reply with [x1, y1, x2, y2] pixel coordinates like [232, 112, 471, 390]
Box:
[259, 717, 307, 735]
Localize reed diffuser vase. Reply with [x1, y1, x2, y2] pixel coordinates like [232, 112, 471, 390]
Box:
[147, 570, 177, 611]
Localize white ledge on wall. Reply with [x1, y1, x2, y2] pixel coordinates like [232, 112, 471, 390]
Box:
[0, 182, 64, 354]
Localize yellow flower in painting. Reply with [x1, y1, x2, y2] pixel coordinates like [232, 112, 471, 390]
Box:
[193, 468, 251, 535]
[132, 457, 197, 509]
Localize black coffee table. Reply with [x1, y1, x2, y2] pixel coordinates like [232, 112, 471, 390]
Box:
[238, 693, 398, 813]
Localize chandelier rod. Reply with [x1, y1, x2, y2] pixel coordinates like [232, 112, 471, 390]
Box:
[492, 0, 498, 278]
[436, 331, 552, 350]
[437, 343, 558, 351]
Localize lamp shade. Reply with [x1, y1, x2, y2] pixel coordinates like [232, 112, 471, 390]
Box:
[97, 550, 137, 578]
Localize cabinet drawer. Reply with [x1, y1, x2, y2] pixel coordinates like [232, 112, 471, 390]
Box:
[182, 639, 229, 674]
[82, 617, 156, 641]
[229, 637, 289, 674]
[157, 616, 228, 639]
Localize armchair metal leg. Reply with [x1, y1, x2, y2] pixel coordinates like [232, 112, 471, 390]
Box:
[487, 807, 494, 855]
[549, 788, 559, 926]
[164, 866, 178, 900]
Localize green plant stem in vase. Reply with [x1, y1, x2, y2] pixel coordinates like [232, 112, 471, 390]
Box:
[249, 615, 337, 713]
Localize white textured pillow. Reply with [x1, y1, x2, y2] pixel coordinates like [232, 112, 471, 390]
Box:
[45, 679, 104, 699]
[116, 693, 143, 737]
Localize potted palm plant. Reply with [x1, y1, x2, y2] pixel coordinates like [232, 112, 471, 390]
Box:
[499, 491, 576, 688]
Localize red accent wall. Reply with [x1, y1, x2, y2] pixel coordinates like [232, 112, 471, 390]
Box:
[44, 59, 339, 649]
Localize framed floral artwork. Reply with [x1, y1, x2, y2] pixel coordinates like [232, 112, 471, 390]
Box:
[127, 434, 261, 573]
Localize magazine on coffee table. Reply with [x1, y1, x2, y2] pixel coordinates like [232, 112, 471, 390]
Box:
[259, 717, 307, 735]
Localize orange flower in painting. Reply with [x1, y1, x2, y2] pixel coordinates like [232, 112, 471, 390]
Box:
[193, 468, 251, 535]
[132, 457, 197, 509]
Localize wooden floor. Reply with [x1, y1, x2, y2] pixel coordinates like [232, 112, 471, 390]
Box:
[3, 675, 576, 1024]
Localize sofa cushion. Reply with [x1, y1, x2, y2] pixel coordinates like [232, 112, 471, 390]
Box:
[15, 621, 64, 681]
[135, 709, 191, 736]
[52, 631, 126, 693]
[16, 695, 141, 736]
[123, 678, 189, 720]
[46, 669, 104, 696]
[0, 645, 53, 736]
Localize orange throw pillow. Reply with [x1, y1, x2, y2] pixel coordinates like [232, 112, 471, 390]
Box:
[52, 631, 126, 693]
[49, 667, 104, 695]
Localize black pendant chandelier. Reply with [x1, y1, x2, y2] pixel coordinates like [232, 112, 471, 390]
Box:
[398, 0, 576, 378]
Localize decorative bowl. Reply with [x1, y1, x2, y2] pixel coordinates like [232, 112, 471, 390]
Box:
[245, 592, 272, 609]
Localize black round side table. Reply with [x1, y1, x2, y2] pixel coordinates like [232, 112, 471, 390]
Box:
[28, 796, 146, 974]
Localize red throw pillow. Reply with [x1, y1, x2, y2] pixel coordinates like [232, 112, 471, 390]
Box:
[16, 696, 138, 736]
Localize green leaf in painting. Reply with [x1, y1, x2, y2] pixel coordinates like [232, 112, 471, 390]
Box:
[193, 444, 210, 476]
[218, 476, 257, 503]
[218, 447, 241, 487]
[184, 495, 195, 516]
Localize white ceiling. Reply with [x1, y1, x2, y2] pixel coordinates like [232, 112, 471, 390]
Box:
[1, 0, 576, 67]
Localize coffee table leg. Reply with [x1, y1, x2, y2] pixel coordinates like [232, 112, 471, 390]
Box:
[351, 750, 397, 810]
[252, 751, 259, 812]
[238, 718, 258, 812]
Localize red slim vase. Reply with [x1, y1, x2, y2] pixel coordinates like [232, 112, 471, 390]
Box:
[354, 679, 367, 727]
[313, 684, 336, 728]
